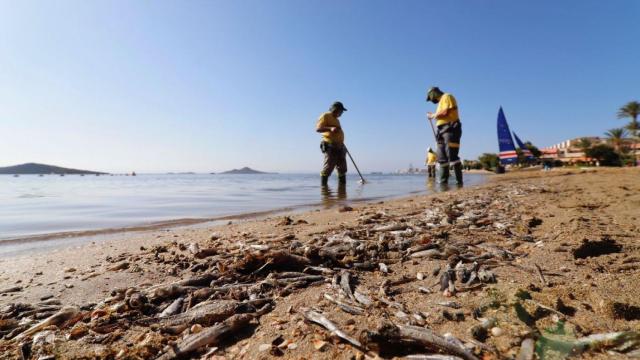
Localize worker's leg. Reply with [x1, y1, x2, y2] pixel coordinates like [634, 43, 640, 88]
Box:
[447, 122, 463, 185]
[321, 144, 337, 185]
[436, 126, 450, 184]
[336, 145, 348, 185]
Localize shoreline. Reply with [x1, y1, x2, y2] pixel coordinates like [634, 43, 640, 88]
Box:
[0, 167, 638, 359]
[0, 178, 484, 257]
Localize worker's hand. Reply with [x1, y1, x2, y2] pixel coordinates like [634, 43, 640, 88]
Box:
[330, 127, 339, 133]
[427, 112, 435, 120]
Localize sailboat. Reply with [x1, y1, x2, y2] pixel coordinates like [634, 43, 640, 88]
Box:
[497, 107, 518, 164]
[513, 131, 534, 160]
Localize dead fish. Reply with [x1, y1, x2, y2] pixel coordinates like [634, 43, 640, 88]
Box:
[0, 286, 22, 295]
[194, 248, 218, 259]
[379, 263, 389, 274]
[187, 243, 200, 255]
[148, 300, 238, 327]
[156, 313, 254, 360]
[437, 301, 462, 309]
[478, 270, 496, 283]
[107, 262, 130, 271]
[159, 297, 184, 318]
[354, 290, 373, 307]
[573, 331, 640, 353]
[340, 270, 357, 302]
[516, 338, 534, 360]
[148, 284, 193, 301]
[323, 294, 364, 315]
[411, 249, 442, 259]
[439, 269, 456, 292]
[375, 324, 479, 360]
[303, 309, 362, 348]
[373, 224, 407, 232]
[15, 306, 79, 340]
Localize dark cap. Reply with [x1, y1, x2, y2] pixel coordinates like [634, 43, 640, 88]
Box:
[330, 101, 347, 112]
[426, 87, 443, 102]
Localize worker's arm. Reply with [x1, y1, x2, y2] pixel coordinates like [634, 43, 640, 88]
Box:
[428, 108, 450, 120]
[316, 113, 341, 133]
[316, 126, 340, 133]
[428, 94, 455, 120]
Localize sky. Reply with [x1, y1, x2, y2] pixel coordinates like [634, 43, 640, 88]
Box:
[0, 1, 638, 173]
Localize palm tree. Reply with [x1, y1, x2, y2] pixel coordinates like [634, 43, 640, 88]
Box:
[604, 128, 628, 153]
[618, 101, 640, 165]
[576, 137, 592, 153]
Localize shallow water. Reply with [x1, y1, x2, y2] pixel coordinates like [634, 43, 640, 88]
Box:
[0, 173, 485, 243]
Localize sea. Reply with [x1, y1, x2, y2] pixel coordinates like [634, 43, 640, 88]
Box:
[0, 173, 486, 255]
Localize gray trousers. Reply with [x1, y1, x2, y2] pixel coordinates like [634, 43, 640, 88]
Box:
[321, 142, 347, 177]
[427, 165, 436, 177]
[436, 121, 462, 166]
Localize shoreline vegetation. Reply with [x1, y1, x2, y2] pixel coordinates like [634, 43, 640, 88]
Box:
[0, 167, 638, 358]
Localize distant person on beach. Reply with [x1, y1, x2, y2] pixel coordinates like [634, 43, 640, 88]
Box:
[427, 86, 463, 185]
[316, 101, 348, 186]
[425, 147, 437, 178]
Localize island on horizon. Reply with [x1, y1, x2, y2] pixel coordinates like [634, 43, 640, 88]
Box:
[218, 167, 274, 175]
[0, 163, 107, 175]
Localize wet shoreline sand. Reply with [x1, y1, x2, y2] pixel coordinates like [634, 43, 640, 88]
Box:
[0, 167, 638, 359]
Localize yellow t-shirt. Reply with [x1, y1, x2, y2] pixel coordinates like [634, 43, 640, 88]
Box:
[316, 112, 344, 144]
[435, 93, 459, 126]
[426, 151, 437, 165]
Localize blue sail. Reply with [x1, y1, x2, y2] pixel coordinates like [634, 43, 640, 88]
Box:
[497, 107, 518, 164]
[513, 132, 535, 160]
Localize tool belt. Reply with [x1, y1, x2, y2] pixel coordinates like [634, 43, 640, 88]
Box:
[320, 141, 344, 154]
[436, 120, 461, 140]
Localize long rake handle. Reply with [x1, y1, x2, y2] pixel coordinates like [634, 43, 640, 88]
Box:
[428, 117, 438, 142]
[345, 147, 366, 183]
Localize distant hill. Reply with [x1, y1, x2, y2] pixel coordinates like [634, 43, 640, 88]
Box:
[0, 163, 107, 175]
[219, 167, 273, 175]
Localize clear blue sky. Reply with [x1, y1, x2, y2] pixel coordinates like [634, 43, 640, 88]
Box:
[1, 1, 638, 173]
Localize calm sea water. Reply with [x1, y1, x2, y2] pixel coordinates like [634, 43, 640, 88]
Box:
[0, 173, 485, 243]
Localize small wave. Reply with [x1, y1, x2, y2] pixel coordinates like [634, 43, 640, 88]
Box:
[262, 187, 295, 192]
[18, 194, 45, 199]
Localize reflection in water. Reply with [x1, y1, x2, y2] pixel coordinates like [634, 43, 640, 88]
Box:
[323, 177, 466, 207]
[424, 177, 464, 193]
[425, 177, 436, 192]
[321, 183, 347, 207]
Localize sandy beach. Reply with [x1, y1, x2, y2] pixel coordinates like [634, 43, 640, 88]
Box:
[1, 167, 639, 359]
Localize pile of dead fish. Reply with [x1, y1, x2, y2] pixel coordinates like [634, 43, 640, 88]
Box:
[0, 183, 638, 359]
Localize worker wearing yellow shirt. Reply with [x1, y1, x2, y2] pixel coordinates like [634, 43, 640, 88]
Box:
[316, 101, 348, 186]
[425, 147, 437, 178]
[427, 87, 463, 185]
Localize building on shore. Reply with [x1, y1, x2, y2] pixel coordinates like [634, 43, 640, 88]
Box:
[541, 137, 640, 164]
[395, 165, 427, 174]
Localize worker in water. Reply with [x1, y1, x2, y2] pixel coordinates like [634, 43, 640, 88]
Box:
[426, 87, 463, 185]
[316, 101, 347, 186]
[425, 147, 437, 178]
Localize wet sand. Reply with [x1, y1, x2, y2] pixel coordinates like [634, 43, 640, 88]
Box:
[0, 167, 638, 359]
